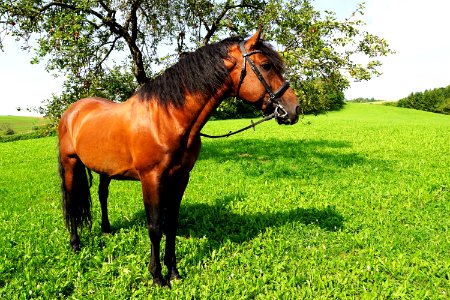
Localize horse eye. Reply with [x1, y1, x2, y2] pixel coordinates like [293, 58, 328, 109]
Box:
[261, 63, 272, 71]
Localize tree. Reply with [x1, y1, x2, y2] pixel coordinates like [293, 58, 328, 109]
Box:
[0, 0, 394, 121]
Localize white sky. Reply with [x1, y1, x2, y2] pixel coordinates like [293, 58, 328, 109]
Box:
[1, 0, 450, 116]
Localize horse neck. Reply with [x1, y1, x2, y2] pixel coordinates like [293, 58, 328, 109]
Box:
[181, 84, 230, 144]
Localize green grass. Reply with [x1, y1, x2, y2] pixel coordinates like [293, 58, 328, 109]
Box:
[0, 116, 52, 142]
[0, 116, 48, 135]
[0, 103, 449, 299]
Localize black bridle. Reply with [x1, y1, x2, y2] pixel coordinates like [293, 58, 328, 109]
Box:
[236, 40, 290, 118]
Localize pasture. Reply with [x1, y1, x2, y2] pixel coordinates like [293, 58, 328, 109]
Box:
[0, 116, 48, 135]
[0, 103, 449, 298]
[0, 116, 50, 142]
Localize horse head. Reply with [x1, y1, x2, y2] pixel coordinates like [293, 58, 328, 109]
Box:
[225, 29, 300, 125]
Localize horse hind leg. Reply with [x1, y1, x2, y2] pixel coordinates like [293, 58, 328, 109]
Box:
[98, 175, 112, 233]
[59, 153, 92, 251]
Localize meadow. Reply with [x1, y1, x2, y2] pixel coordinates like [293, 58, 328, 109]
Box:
[0, 116, 47, 135]
[0, 103, 449, 299]
[0, 116, 50, 142]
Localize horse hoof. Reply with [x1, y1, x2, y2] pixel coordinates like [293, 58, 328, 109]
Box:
[72, 244, 80, 252]
[152, 276, 169, 287]
[167, 271, 182, 282]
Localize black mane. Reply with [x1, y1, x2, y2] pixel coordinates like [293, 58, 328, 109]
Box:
[136, 36, 285, 107]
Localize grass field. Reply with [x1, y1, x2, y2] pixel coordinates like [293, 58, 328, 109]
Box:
[0, 116, 48, 136]
[0, 104, 449, 299]
[0, 116, 51, 143]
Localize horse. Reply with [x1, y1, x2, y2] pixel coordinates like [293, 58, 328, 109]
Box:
[57, 29, 300, 286]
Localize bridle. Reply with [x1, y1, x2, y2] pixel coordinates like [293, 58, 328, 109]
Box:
[236, 40, 290, 119]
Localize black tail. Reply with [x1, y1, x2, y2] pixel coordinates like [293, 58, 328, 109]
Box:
[58, 153, 92, 231]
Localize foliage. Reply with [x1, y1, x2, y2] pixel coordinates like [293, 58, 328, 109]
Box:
[397, 84, 450, 115]
[1, 104, 449, 298]
[295, 77, 346, 114]
[1, 1, 393, 120]
[213, 97, 260, 120]
[263, 1, 391, 114]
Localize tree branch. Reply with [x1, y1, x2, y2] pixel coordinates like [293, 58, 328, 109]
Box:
[38, 2, 104, 21]
[96, 36, 121, 71]
[98, 0, 114, 14]
[203, 1, 260, 45]
[124, 0, 142, 42]
[38, 2, 123, 36]
[37, 1, 148, 84]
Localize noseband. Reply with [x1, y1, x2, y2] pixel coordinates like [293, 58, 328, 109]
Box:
[236, 40, 290, 118]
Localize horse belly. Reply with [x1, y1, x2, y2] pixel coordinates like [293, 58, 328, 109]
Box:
[77, 138, 137, 178]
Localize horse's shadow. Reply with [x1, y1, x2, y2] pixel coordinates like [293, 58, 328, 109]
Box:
[177, 196, 344, 243]
[196, 137, 390, 179]
[112, 195, 344, 263]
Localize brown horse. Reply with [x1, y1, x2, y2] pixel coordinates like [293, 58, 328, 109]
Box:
[58, 30, 299, 286]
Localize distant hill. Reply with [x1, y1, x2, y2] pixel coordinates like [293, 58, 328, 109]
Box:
[0, 115, 52, 142]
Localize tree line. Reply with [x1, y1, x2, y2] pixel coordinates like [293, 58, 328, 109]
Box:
[397, 85, 450, 115]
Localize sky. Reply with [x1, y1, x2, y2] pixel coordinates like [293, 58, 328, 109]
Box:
[1, 0, 450, 116]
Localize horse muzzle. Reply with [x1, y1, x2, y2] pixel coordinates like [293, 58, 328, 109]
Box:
[271, 102, 300, 125]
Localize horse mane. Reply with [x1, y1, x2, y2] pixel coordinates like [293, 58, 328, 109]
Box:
[136, 36, 285, 107]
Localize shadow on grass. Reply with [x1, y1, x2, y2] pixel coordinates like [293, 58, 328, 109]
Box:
[112, 197, 343, 242]
[177, 199, 344, 243]
[197, 138, 389, 178]
[110, 194, 344, 265]
[200, 138, 354, 160]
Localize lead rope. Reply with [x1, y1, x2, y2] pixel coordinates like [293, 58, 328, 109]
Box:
[199, 113, 275, 138]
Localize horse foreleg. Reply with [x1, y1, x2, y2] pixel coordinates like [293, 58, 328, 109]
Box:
[163, 172, 190, 282]
[141, 171, 167, 286]
[98, 175, 112, 233]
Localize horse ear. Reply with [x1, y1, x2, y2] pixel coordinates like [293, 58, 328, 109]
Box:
[245, 27, 263, 50]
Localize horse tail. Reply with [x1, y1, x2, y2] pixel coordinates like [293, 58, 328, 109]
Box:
[87, 168, 93, 188]
[58, 149, 92, 231]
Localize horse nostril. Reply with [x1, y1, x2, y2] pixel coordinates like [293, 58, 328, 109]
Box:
[295, 105, 301, 116]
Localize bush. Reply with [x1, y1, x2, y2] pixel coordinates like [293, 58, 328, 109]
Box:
[5, 127, 15, 135]
[295, 78, 345, 115]
[213, 98, 261, 120]
[39, 66, 138, 125]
